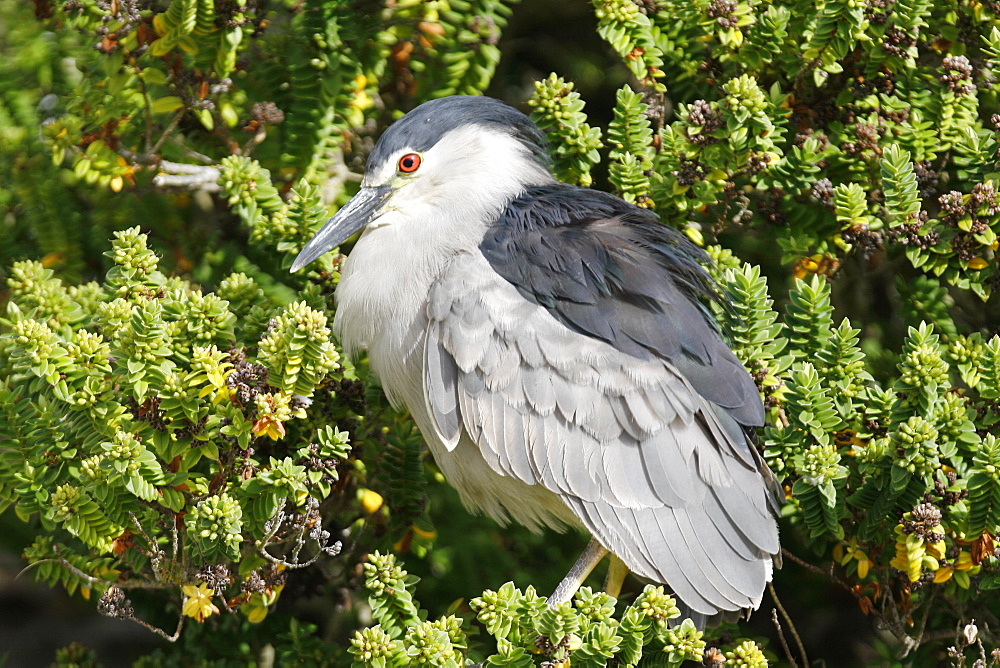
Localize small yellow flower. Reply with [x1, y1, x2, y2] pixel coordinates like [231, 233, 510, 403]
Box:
[934, 551, 976, 584]
[182, 583, 219, 622]
[252, 414, 286, 440]
[351, 90, 373, 112]
[199, 370, 233, 404]
[360, 489, 383, 514]
[835, 538, 873, 579]
[252, 393, 293, 440]
[793, 256, 819, 279]
[834, 430, 868, 449]
[793, 253, 838, 278]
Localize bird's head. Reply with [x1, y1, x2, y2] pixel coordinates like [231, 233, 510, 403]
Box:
[291, 96, 553, 272]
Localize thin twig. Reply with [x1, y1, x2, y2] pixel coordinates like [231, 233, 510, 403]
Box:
[166, 136, 214, 164]
[170, 513, 180, 562]
[136, 70, 155, 153]
[49, 548, 123, 589]
[148, 108, 185, 157]
[129, 512, 163, 560]
[241, 126, 268, 156]
[32, 547, 174, 590]
[157, 160, 218, 175]
[14, 559, 53, 580]
[781, 547, 946, 655]
[117, 147, 157, 165]
[255, 500, 339, 569]
[257, 545, 326, 569]
[770, 582, 807, 667]
[119, 147, 221, 191]
[127, 612, 184, 642]
[900, 587, 936, 658]
[782, 547, 905, 638]
[771, 608, 797, 668]
[781, 548, 858, 597]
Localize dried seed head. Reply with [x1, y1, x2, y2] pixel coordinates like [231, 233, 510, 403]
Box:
[97, 586, 134, 619]
[941, 55, 975, 95]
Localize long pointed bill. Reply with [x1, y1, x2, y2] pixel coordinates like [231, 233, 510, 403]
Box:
[290, 184, 392, 272]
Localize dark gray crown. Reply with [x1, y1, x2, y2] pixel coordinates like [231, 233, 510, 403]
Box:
[367, 96, 549, 169]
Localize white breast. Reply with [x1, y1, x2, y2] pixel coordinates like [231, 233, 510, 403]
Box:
[333, 221, 432, 408]
[333, 227, 577, 532]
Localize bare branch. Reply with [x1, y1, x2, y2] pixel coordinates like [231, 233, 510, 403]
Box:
[771, 608, 797, 668]
[129, 613, 185, 643]
[152, 160, 221, 192]
[49, 546, 174, 590]
[770, 582, 807, 668]
[148, 109, 185, 157]
[256, 499, 342, 569]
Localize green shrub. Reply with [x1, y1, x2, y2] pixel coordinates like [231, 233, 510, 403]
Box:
[4, 0, 1000, 664]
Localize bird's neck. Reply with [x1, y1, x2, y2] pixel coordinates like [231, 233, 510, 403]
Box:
[331, 216, 461, 406]
[332, 174, 555, 401]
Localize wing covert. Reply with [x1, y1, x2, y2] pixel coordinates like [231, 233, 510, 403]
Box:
[423, 252, 779, 615]
[480, 183, 764, 429]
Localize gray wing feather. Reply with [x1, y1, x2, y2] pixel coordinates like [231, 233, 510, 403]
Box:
[611, 396, 642, 440]
[573, 499, 723, 614]
[669, 508, 763, 600]
[653, 512, 734, 607]
[424, 253, 779, 616]
[517, 335, 546, 368]
[459, 365, 487, 398]
[712, 482, 781, 554]
[568, 499, 661, 585]
[598, 438, 648, 507]
[624, 392, 668, 436]
[424, 327, 461, 449]
[562, 429, 601, 499]
[537, 324, 587, 369]
[700, 493, 766, 561]
[638, 429, 703, 507]
[523, 366, 557, 416]
[488, 390, 536, 484]
[580, 395, 624, 441]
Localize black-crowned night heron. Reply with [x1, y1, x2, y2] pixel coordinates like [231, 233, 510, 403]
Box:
[292, 95, 780, 623]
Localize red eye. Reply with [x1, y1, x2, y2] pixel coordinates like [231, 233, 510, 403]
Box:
[398, 153, 421, 173]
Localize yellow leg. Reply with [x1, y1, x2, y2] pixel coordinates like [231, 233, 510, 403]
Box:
[603, 554, 628, 599]
[548, 538, 607, 605]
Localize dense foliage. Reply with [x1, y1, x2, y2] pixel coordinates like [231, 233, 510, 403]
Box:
[3, 0, 1000, 665]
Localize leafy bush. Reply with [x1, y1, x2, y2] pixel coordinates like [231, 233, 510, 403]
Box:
[3, 0, 1000, 665]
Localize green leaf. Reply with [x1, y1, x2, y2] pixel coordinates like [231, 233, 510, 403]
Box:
[150, 96, 185, 114]
[881, 144, 921, 225]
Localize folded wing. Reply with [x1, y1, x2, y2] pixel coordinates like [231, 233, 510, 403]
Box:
[424, 244, 780, 616]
